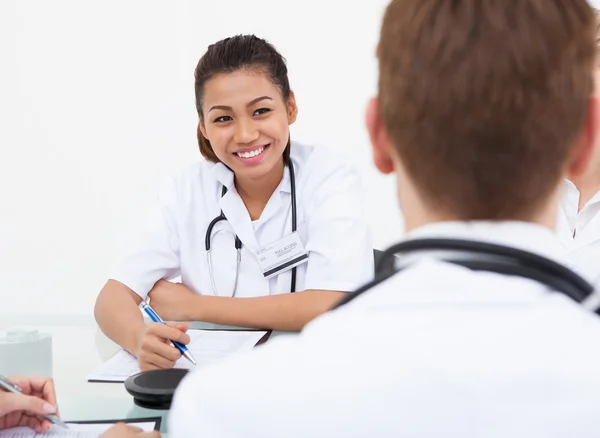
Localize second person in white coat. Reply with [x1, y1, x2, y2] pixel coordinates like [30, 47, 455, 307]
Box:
[93, 34, 374, 370]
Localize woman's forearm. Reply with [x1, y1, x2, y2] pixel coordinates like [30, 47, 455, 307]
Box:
[189, 289, 345, 332]
[94, 279, 147, 355]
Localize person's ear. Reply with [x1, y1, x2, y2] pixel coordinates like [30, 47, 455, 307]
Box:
[198, 119, 208, 140]
[567, 95, 599, 179]
[365, 97, 394, 174]
[287, 91, 298, 125]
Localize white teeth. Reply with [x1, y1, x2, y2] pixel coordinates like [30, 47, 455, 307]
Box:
[236, 146, 265, 159]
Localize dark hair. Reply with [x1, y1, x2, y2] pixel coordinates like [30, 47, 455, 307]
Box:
[194, 34, 292, 163]
[377, 0, 596, 220]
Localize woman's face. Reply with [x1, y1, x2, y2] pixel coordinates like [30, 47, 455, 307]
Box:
[199, 70, 297, 181]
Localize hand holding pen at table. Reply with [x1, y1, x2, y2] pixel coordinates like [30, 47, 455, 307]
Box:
[0, 375, 59, 433]
[135, 322, 192, 371]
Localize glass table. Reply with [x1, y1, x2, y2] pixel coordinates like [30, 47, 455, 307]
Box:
[0, 313, 296, 435]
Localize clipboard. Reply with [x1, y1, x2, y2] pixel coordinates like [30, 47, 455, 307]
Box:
[0, 417, 162, 438]
[66, 417, 162, 430]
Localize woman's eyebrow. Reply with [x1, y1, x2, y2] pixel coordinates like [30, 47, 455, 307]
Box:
[208, 96, 273, 114]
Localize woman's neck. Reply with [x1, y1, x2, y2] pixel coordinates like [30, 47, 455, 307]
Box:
[235, 159, 285, 220]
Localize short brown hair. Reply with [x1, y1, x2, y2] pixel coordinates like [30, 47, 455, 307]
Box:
[378, 0, 596, 220]
[194, 35, 291, 163]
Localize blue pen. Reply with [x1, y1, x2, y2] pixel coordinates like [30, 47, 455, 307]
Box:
[140, 299, 197, 365]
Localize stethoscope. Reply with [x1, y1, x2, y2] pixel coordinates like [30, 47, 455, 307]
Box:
[332, 238, 600, 314]
[205, 160, 298, 297]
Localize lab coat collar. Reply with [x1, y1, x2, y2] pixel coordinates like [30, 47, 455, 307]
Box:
[404, 220, 568, 265]
[279, 161, 292, 194]
[559, 179, 600, 249]
[560, 180, 579, 220]
[591, 190, 600, 205]
[208, 160, 293, 249]
[562, 179, 600, 210]
[210, 161, 235, 191]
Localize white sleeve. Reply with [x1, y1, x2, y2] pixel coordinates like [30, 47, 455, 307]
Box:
[302, 159, 374, 292]
[110, 175, 181, 299]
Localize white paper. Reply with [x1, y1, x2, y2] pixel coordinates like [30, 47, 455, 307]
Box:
[88, 330, 267, 382]
[0, 421, 156, 438]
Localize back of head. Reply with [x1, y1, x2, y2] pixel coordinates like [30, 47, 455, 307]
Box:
[377, 0, 597, 220]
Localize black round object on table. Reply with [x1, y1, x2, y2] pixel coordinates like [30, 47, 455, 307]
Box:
[124, 368, 190, 410]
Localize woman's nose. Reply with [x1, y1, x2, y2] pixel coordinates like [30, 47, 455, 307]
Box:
[234, 119, 259, 144]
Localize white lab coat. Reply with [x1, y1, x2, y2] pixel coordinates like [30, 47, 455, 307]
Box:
[169, 221, 600, 438]
[112, 141, 374, 298]
[556, 179, 600, 279]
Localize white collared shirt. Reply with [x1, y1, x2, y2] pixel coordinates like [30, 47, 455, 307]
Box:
[169, 221, 600, 438]
[556, 179, 600, 279]
[112, 141, 374, 298]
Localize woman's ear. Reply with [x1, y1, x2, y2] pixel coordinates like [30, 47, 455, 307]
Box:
[287, 91, 298, 125]
[198, 119, 208, 140]
[365, 97, 394, 174]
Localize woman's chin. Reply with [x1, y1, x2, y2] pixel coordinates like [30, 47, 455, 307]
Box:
[230, 155, 285, 182]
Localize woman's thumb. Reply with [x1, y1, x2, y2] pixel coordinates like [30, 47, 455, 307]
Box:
[0, 393, 56, 416]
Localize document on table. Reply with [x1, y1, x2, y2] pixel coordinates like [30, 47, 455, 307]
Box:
[0, 417, 160, 438]
[88, 329, 267, 382]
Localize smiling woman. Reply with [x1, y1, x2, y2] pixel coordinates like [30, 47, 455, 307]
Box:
[93, 34, 374, 371]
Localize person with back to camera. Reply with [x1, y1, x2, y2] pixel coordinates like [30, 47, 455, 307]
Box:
[94, 35, 374, 371]
[168, 1, 600, 437]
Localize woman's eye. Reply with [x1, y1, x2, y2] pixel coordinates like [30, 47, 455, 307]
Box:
[214, 116, 232, 123]
[253, 108, 271, 116]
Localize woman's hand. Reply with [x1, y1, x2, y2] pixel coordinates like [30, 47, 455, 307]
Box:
[0, 375, 58, 433]
[135, 322, 191, 371]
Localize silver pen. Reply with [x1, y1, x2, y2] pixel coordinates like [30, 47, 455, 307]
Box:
[0, 374, 69, 429]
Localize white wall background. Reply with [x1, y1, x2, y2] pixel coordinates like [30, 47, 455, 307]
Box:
[0, 0, 403, 315]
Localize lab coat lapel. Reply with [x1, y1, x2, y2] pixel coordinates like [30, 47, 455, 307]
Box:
[219, 187, 260, 252]
[211, 163, 260, 252]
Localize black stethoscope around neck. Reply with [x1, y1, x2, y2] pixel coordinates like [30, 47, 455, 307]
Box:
[332, 238, 600, 314]
[205, 160, 298, 297]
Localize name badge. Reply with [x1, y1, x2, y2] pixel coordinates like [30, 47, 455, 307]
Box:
[254, 232, 308, 279]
